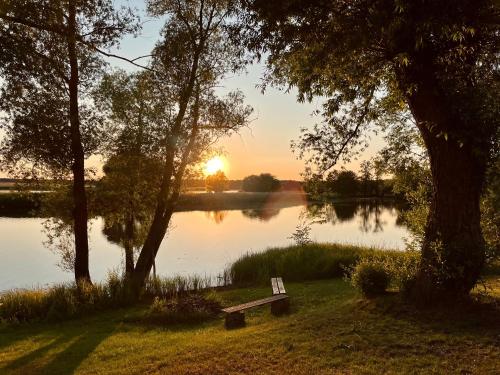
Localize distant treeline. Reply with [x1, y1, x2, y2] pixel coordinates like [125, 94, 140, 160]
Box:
[1, 177, 304, 192]
[305, 170, 395, 198]
[185, 177, 303, 192]
[0, 190, 307, 218]
[0, 193, 42, 217]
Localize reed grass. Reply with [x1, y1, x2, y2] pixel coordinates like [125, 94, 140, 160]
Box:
[229, 243, 406, 286]
[0, 273, 215, 324]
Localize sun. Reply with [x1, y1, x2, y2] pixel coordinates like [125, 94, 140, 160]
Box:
[204, 156, 226, 176]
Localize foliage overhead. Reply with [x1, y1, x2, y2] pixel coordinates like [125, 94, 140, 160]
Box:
[239, 0, 499, 175]
[0, 0, 138, 177]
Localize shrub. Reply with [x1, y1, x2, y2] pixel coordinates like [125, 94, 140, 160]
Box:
[382, 250, 420, 295]
[351, 260, 390, 297]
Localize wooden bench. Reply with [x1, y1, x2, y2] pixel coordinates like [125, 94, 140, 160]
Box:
[222, 277, 289, 329]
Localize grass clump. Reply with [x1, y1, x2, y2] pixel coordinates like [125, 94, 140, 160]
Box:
[230, 243, 391, 286]
[0, 273, 133, 324]
[229, 243, 422, 296]
[351, 260, 390, 297]
[145, 293, 222, 325]
[143, 275, 213, 299]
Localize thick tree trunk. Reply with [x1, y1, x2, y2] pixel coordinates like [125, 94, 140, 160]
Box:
[407, 76, 487, 304]
[416, 136, 485, 302]
[67, 0, 91, 283]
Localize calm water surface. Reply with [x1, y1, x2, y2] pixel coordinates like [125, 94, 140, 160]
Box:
[0, 202, 409, 291]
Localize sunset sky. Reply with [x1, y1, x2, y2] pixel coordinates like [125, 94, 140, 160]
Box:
[102, 0, 386, 180]
[1, 1, 385, 180]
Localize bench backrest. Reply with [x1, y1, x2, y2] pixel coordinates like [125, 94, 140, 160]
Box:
[271, 277, 286, 295]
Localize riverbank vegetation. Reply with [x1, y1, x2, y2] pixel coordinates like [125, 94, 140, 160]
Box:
[3, 242, 496, 325]
[0, 273, 216, 324]
[230, 244, 420, 296]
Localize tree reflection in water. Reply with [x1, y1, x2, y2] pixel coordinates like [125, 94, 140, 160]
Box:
[102, 218, 150, 276]
[241, 207, 281, 221]
[204, 210, 229, 224]
[304, 200, 401, 233]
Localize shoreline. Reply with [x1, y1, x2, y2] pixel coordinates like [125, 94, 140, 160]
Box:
[0, 191, 399, 218]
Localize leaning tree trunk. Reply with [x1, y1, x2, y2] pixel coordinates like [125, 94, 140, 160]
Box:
[67, 0, 91, 283]
[407, 75, 487, 304]
[132, 208, 173, 289]
[131, 84, 201, 292]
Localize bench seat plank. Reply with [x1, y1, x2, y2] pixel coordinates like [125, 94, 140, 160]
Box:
[222, 294, 288, 314]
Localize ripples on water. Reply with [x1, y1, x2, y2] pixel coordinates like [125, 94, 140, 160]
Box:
[0, 201, 409, 290]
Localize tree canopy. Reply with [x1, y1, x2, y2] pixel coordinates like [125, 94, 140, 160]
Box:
[206, 171, 228, 192]
[241, 0, 500, 302]
[242, 173, 280, 192]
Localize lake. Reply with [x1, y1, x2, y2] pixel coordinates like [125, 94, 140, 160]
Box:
[0, 201, 410, 291]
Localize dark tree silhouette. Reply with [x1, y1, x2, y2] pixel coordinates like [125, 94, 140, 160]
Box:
[242, 173, 280, 192]
[128, 0, 252, 290]
[0, 0, 137, 283]
[327, 170, 359, 197]
[241, 0, 499, 303]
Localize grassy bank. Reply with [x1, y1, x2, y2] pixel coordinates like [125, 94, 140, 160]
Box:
[1, 278, 499, 374]
[229, 243, 413, 286]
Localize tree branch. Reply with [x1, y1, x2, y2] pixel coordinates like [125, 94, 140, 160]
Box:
[323, 88, 376, 172]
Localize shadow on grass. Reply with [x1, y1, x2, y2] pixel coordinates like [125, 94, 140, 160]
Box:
[40, 328, 112, 375]
[367, 292, 500, 339]
[122, 311, 223, 333]
[1, 322, 116, 374]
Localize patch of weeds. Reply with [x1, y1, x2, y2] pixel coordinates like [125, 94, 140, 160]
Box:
[145, 293, 222, 325]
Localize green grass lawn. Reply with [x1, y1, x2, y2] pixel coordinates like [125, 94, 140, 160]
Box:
[1, 278, 499, 375]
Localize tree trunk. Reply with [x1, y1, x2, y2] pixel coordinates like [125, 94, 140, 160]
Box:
[407, 75, 487, 304]
[124, 243, 134, 277]
[131, 85, 201, 292]
[132, 209, 173, 289]
[67, 0, 91, 283]
[124, 215, 135, 277]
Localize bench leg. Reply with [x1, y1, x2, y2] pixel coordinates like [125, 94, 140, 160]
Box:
[271, 297, 289, 316]
[225, 311, 245, 329]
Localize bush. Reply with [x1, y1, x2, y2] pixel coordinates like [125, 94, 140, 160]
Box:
[351, 260, 390, 297]
[349, 251, 420, 297]
[381, 250, 420, 295]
